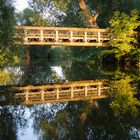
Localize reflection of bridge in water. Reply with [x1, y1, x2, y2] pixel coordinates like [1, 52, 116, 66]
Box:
[0, 80, 110, 105]
[15, 26, 111, 47]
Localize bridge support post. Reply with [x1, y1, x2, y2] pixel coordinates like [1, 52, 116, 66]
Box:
[97, 32, 101, 43]
[40, 30, 43, 42]
[41, 90, 44, 100]
[24, 30, 28, 43]
[70, 31, 73, 42]
[84, 32, 87, 42]
[71, 86, 74, 98]
[85, 86, 88, 96]
[56, 88, 59, 99]
[25, 90, 29, 101]
[97, 84, 101, 95]
[56, 30, 59, 42]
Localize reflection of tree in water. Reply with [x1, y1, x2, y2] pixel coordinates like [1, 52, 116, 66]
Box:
[29, 99, 140, 140]
[1, 60, 140, 139]
[30, 103, 67, 135]
[1, 59, 139, 86]
[62, 58, 140, 82]
[0, 70, 10, 85]
[62, 60, 117, 81]
[29, 77, 140, 140]
[110, 76, 140, 117]
[0, 105, 27, 140]
[108, 76, 140, 139]
[21, 60, 63, 85]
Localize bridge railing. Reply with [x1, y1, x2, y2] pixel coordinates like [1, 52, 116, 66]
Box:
[13, 80, 110, 105]
[15, 26, 111, 46]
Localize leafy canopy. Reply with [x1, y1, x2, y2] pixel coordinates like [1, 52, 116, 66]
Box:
[0, 0, 19, 66]
[109, 9, 140, 58]
[110, 76, 140, 118]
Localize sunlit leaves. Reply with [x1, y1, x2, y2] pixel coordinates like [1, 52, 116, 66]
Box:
[52, 0, 71, 12]
[110, 76, 140, 118]
[109, 9, 140, 58]
[0, 70, 10, 85]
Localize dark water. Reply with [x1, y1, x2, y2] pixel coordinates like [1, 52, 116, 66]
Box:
[0, 58, 140, 140]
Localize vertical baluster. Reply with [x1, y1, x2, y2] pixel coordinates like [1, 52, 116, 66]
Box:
[97, 32, 100, 43]
[56, 30, 59, 42]
[84, 32, 87, 42]
[97, 83, 101, 95]
[25, 90, 29, 101]
[24, 30, 28, 43]
[70, 31, 73, 42]
[41, 89, 44, 100]
[85, 85, 88, 96]
[40, 29, 43, 42]
[71, 86, 74, 98]
[56, 88, 59, 99]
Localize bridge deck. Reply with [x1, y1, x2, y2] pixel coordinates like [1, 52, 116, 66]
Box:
[15, 26, 111, 47]
[0, 80, 110, 105]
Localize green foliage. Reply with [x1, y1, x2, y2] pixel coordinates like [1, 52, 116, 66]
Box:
[27, 0, 140, 60]
[131, 48, 140, 64]
[16, 7, 52, 60]
[0, 70, 10, 84]
[0, 0, 19, 66]
[16, 8, 52, 26]
[110, 76, 140, 118]
[41, 120, 57, 138]
[109, 10, 140, 58]
[52, 0, 71, 13]
[90, 0, 140, 27]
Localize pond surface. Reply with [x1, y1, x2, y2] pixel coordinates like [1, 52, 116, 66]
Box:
[0, 58, 140, 140]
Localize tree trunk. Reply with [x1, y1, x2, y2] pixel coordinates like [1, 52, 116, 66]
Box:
[79, 0, 99, 28]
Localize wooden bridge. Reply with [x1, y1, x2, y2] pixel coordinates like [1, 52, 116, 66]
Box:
[15, 26, 111, 47]
[0, 80, 110, 105]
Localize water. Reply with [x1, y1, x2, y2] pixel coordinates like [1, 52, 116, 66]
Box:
[0, 58, 140, 140]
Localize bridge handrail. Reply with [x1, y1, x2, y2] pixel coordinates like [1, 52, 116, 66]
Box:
[15, 26, 110, 32]
[15, 80, 103, 91]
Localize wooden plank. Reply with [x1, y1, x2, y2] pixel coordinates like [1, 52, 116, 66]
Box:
[15, 81, 103, 90]
[23, 42, 107, 47]
[20, 95, 108, 105]
[15, 26, 110, 32]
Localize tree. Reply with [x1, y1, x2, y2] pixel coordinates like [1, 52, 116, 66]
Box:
[16, 8, 52, 26]
[0, 70, 10, 85]
[110, 76, 140, 118]
[16, 7, 52, 60]
[109, 10, 140, 59]
[0, 0, 18, 66]
[27, 0, 140, 59]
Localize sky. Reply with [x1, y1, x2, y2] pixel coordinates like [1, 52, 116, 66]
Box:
[14, 0, 29, 12]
